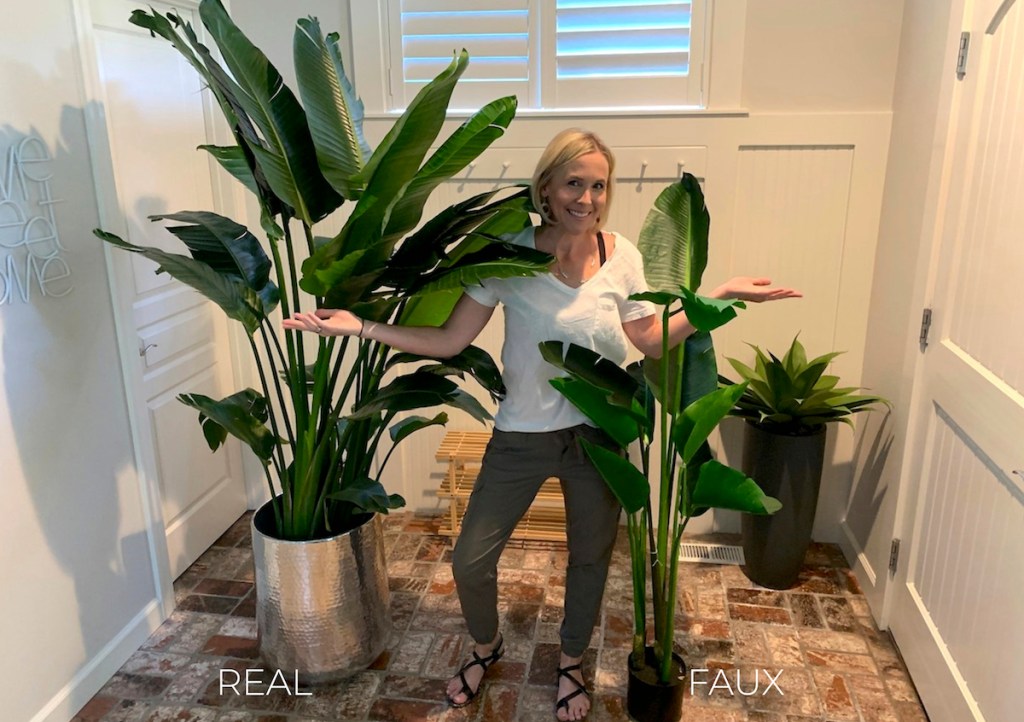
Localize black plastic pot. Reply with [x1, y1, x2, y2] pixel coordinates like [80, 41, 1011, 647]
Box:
[740, 422, 827, 589]
[626, 648, 686, 722]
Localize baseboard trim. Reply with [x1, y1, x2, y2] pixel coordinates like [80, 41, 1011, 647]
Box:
[839, 520, 877, 586]
[30, 598, 165, 722]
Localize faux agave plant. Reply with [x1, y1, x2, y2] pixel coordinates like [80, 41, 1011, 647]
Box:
[723, 336, 889, 434]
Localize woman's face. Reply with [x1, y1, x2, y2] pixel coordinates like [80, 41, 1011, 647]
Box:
[542, 151, 609, 233]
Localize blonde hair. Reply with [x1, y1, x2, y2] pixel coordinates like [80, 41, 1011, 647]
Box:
[531, 128, 615, 227]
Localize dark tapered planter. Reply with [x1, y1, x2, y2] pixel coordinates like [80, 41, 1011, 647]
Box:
[740, 422, 826, 589]
[626, 648, 686, 722]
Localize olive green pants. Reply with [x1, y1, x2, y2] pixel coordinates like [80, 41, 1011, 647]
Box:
[451, 425, 621, 657]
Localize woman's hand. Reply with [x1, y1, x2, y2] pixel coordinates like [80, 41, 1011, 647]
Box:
[282, 309, 362, 337]
[714, 277, 803, 303]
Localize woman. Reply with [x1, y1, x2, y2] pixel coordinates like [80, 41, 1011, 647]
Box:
[284, 129, 800, 721]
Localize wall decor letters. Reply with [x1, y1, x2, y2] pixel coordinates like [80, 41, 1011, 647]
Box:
[0, 135, 73, 305]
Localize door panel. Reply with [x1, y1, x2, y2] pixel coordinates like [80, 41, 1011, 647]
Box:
[890, 1, 1024, 720]
[89, 0, 246, 579]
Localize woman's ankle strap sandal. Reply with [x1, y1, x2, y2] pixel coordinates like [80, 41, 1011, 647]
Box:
[445, 634, 505, 708]
[555, 662, 590, 714]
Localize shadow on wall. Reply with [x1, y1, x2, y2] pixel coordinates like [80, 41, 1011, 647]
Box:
[1, 55, 154, 719]
[844, 411, 895, 552]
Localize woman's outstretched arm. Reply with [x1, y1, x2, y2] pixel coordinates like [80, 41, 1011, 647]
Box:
[282, 294, 496, 359]
[623, 276, 802, 358]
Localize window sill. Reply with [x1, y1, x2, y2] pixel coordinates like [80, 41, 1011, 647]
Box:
[363, 107, 750, 121]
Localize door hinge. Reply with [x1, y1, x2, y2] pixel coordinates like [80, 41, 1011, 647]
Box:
[956, 31, 971, 79]
[919, 308, 933, 351]
[889, 538, 901, 575]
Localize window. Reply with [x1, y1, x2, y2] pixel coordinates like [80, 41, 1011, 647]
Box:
[373, 0, 707, 111]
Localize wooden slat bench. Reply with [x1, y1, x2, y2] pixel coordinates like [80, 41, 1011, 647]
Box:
[435, 431, 566, 542]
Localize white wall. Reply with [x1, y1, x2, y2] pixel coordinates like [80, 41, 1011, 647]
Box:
[742, 0, 905, 111]
[842, 0, 962, 617]
[0, 2, 162, 721]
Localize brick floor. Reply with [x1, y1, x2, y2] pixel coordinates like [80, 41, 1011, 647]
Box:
[73, 512, 928, 721]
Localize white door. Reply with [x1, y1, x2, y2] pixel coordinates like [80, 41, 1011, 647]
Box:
[85, 0, 247, 581]
[889, 1, 1024, 721]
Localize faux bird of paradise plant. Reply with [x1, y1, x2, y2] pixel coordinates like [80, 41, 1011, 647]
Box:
[541, 175, 781, 683]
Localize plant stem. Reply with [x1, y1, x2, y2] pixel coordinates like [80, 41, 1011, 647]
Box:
[368, 412, 396, 477]
[282, 219, 309, 432]
[628, 510, 647, 666]
[660, 516, 689, 683]
[653, 304, 672, 656]
[258, 323, 295, 450]
[266, 215, 300, 535]
[248, 333, 288, 494]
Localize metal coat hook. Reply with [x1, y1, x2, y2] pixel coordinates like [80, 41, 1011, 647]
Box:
[140, 343, 158, 357]
[636, 161, 648, 191]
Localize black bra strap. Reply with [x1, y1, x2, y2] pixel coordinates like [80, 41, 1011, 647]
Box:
[597, 232, 607, 266]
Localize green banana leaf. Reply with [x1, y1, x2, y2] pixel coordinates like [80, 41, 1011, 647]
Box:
[548, 378, 647, 448]
[689, 460, 781, 516]
[581, 440, 650, 514]
[129, 9, 281, 224]
[386, 345, 506, 402]
[329, 476, 405, 514]
[637, 173, 709, 293]
[149, 211, 279, 315]
[347, 372, 491, 423]
[672, 383, 749, 464]
[539, 341, 638, 407]
[199, 0, 341, 223]
[294, 18, 369, 199]
[198, 145, 259, 196]
[94, 230, 263, 334]
[179, 389, 276, 462]
[388, 187, 531, 282]
[677, 288, 745, 332]
[409, 242, 552, 295]
[398, 289, 465, 328]
[380, 96, 517, 246]
[305, 51, 470, 274]
[388, 413, 449, 445]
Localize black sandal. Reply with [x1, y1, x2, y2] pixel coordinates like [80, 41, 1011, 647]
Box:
[445, 634, 505, 708]
[555, 662, 590, 717]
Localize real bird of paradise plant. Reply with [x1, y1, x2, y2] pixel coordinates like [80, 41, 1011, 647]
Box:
[95, 0, 551, 541]
[541, 175, 781, 685]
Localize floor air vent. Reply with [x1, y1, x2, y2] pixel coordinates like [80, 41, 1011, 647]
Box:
[679, 543, 745, 565]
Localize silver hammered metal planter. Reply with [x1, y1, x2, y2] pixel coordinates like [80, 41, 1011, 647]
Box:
[251, 502, 391, 684]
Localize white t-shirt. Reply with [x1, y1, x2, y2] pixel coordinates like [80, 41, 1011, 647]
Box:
[465, 226, 656, 432]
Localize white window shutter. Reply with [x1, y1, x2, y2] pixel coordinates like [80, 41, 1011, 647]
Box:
[382, 0, 706, 111]
[390, 0, 531, 110]
[551, 0, 703, 108]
